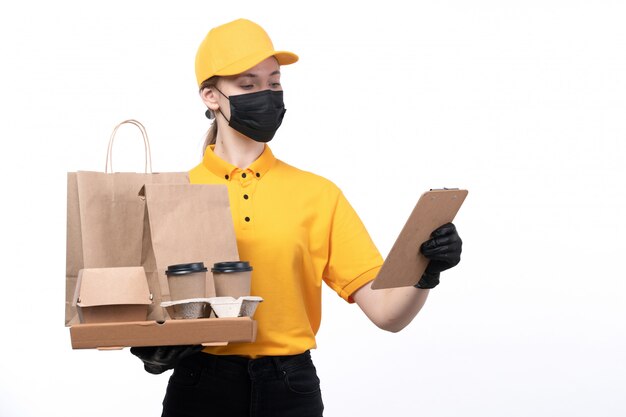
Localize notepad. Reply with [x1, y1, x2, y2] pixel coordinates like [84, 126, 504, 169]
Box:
[371, 188, 468, 290]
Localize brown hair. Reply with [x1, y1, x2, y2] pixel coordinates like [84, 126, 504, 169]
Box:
[199, 76, 219, 155]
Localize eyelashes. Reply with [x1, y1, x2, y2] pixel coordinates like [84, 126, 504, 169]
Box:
[239, 83, 282, 90]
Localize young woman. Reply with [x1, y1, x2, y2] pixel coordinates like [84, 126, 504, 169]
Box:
[132, 18, 462, 417]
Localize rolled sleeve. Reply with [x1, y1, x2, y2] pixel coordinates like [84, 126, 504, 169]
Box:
[323, 191, 383, 303]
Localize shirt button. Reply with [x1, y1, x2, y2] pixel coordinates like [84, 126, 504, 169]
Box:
[244, 217, 251, 222]
[242, 173, 247, 178]
[224, 174, 229, 180]
[243, 194, 249, 200]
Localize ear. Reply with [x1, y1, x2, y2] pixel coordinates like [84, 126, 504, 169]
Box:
[200, 87, 220, 112]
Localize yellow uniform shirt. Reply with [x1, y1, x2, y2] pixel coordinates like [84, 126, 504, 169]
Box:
[189, 145, 383, 357]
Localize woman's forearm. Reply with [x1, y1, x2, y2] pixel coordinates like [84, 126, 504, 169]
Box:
[352, 281, 430, 333]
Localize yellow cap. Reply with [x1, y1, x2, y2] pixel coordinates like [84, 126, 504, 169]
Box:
[195, 18, 299, 86]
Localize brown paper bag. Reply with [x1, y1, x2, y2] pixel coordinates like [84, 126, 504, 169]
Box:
[140, 183, 240, 321]
[65, 120, 188, 325]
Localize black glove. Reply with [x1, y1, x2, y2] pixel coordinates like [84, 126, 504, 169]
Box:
[130, 345, 203, 375]
[415, 222, 462, 289]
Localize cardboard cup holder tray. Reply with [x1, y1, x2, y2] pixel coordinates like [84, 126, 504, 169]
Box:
[69, 317, 257, 350]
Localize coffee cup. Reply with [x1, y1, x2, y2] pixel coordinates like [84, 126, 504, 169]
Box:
[165, 262, 208, 301]
[211, 261, 252, 298]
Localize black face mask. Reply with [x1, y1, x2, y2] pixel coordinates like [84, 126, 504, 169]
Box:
[213, 88, 286, 143]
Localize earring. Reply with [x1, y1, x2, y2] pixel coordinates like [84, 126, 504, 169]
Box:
[205, 109, 215, 120]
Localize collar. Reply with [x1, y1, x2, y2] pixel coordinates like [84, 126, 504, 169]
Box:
[202, 144, 277, 181]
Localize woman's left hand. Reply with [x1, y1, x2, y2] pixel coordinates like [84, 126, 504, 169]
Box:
[421, 222, 462, 272]
[415, 223, 462, 289]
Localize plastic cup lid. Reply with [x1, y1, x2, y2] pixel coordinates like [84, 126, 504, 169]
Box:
[211, 261, 253, 273]
[165, 262, 208, 276]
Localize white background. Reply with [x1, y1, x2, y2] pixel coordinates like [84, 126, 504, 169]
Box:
[1, 1, 625, 416]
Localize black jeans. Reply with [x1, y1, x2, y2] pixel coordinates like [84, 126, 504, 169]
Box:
[162, 350, 324, 417]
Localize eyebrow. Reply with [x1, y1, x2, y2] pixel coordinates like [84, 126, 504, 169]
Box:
[237, 70, 281, 78]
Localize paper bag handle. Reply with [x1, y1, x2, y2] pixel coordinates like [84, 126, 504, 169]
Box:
[105, 119, 153, 173]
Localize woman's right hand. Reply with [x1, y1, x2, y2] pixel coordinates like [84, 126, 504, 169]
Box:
[130, 345, 203, 374]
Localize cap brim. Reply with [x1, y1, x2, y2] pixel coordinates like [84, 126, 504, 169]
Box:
[215, 50, 299, 77]
[274, 51, 299, 66]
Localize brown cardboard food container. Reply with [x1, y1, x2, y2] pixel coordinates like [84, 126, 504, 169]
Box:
[70, 317, 257, 349]
[73, 267, 152, 324]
